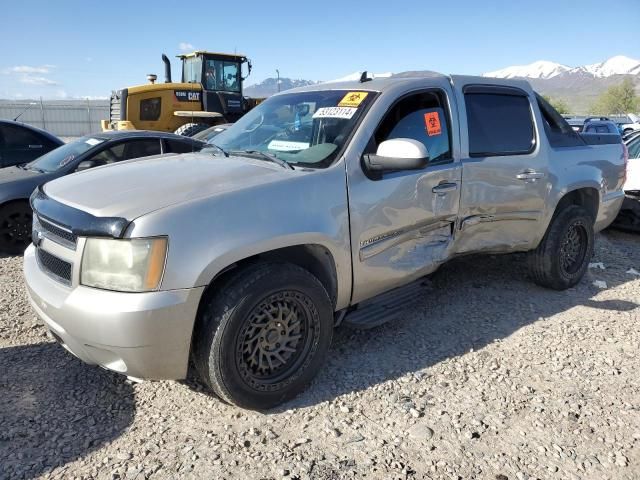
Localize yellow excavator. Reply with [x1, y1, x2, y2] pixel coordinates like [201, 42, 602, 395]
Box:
[101, 51, 260, 136]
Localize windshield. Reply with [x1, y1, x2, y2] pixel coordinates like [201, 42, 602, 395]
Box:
[204, 90, 374, 168]
[28, 137, 104, 173]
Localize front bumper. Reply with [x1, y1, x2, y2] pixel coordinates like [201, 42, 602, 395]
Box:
[24, 244, 204, 380]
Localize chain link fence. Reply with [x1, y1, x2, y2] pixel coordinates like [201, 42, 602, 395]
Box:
[0, 99, 109, 139]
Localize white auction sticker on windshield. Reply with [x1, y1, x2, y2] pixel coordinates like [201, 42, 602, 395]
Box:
[312, 107, 357, 120]
[268, 140, 310, 152]
[85, 138, 104, 146]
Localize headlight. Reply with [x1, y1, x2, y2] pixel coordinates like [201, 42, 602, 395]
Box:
[81, 237, 168, 292]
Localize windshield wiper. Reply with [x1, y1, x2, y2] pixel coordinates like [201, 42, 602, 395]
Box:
[18, 163, 44, 173]
[206, 143, 229, 157]
[230, 150, 294, 170]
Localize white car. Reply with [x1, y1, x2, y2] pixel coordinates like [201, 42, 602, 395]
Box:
[619, 113, 640, 135]
[626, 132, 640, 191]
[612, 133, 640, 232]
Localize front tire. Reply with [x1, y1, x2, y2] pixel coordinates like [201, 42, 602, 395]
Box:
[528, 205, 594, 290]
[193, 263, 333, 410]
[0, 201, 33, 255]
[174, 122, 210, 137]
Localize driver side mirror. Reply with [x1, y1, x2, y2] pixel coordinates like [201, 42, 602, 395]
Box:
[363, 138, 430, 173]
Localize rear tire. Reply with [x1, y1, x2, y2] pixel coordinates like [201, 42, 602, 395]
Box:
[0, 201, 32, 255]
[174, 122, 210, 137]
[528, 205, 594, 290]
[192, 263, 333, 410]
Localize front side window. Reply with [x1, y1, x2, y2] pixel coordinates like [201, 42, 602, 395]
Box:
[140, 97, 161, 121]
[122, 139, 161, 159]
[465, 91, 535, 157]
[370, 91, 452, 164]
[205, 89, 375, 168]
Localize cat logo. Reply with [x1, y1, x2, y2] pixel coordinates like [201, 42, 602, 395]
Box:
[174, 90, 201, 102]
[338, 91, 368, 108]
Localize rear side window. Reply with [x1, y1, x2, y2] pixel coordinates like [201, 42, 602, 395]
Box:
[1, 124, 45, 148]
[585, 125, 610, 134]
[165, 139, 199, 153]
[464, 90, 535, 157]
[535, 94, 584, 148]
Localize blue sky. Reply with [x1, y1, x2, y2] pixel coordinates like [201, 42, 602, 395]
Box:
[1, 0, 638, 99]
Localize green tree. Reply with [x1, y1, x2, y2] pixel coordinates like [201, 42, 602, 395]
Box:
[542, 95, 571, 115]
[591, 78, 639, 115]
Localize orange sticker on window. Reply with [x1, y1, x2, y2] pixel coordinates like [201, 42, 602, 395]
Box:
[338, 91, 368, 108]
[424, 111, 442, 136]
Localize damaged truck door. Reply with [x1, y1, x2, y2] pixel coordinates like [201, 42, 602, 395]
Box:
[347, 85, 462, 304]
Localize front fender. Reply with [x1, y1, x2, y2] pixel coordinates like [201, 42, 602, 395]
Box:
[128, 165, 353, 310]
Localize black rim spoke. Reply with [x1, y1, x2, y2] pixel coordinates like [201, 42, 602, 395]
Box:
[560, 222, 588, 275]
[236, 291, 316, 389]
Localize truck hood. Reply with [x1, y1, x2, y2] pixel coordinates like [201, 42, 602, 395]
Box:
[43, 153, 294, 220]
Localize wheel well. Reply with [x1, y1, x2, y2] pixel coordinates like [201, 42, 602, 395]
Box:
[554, 188, 599, 221]
[200, 244, 339, 309]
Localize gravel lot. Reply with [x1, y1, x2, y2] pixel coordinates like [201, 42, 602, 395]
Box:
[1, 230, 638, 480]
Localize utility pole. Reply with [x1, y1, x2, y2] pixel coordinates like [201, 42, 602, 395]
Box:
[39, 96, 46, 130]
[276, 69, 280, 93]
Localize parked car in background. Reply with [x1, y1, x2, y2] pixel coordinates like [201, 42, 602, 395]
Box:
[191, 123, 232, 142]
[618, 113, 640, 135]
[23, 75, 625, 409]
[0, 130, 204, 253]
[611, 132, 640, 232]
[583, 120, 621, 135]
[0, 119, 63, 169]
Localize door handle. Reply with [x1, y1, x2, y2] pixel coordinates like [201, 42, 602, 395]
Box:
[28, 145, 43, 149]
[516, 169, 545, 181]
[432, 182, 458, 194]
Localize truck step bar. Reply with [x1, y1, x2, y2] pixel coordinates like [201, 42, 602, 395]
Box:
[342, 279, 430, 330]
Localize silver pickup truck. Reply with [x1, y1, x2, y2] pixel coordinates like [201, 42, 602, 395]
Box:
[24, 74, 626, 409]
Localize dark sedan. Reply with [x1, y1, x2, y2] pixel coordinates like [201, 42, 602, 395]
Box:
[0, 119, 63, 168]
[0, 130, 204, 253]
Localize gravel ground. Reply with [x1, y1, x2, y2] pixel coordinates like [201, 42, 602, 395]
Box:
[1, 230, 638, 480]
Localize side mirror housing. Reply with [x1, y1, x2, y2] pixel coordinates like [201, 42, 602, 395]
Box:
[76, 160, 99, 171]
[363, 138, 429, 173]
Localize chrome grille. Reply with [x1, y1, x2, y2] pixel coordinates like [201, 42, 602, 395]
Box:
[36, 248, 72, 286]
[34, 216, 77, 249]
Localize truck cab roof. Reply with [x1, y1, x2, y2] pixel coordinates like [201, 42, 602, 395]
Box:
[283, 73, 534, 95]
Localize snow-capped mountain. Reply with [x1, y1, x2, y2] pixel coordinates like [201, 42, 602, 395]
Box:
[483, 61, 570, 79]
[484, 55, 640, 79]
[571, 55, 640, 78]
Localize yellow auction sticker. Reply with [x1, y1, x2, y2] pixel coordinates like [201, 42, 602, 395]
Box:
[338, 91, 369, 108]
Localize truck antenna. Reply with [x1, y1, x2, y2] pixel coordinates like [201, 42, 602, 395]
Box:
[360, 71, 372, 83]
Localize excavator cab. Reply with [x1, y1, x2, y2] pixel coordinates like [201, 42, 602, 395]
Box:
[178, 51, 252, 123]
